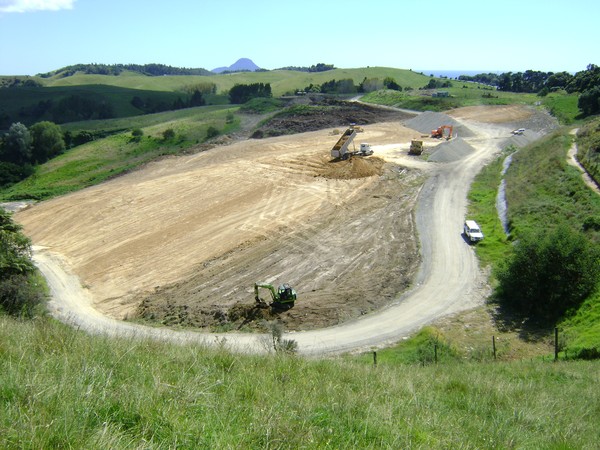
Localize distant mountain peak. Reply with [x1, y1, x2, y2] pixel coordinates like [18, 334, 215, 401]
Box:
[212, 58, 260, 74]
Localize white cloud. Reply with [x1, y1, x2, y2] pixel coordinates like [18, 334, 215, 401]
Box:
[0, 0, 76, 13]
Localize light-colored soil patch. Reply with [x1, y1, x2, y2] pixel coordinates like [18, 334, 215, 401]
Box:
[448, 105, 534, 123]
[16, 123, 423, 331]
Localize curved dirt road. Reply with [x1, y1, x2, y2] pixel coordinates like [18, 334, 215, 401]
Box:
[24, 107, 537, 355]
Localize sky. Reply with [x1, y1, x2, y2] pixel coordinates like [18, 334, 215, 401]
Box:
[0, 0, 597, 76]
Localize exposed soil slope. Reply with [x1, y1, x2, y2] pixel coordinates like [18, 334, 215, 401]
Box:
[16, 111, 424, 332]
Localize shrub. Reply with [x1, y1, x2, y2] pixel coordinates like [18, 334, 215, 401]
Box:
[495, 224, 600, 320]
[162, 128, 175, 141]
[0, 274, 44, 317]
[206, 126, 220, 139]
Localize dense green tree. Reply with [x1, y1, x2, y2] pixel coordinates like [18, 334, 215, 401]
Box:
[189, 90, 205, 107]
[320, 79, 357, 94]
[206, 126, 220, 139]
[578, 86, 600, 116]
[383, 77, 402, 91]
[308, 63, 335, 72]
[495, 225, 600, 320]
[0, 208, 34, 277]
[545, 71, 574, 91]
[130, 128, 144, 143]
[1, 122, 32, 164]
[229, 83, 272, 104]
[162, 128, 175, 140]
[0, 162, 34, 188]
[29, 121, 65, 164]
[0, 208, 44, 317]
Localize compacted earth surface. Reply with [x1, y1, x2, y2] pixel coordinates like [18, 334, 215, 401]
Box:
[14, 101, 556, 340]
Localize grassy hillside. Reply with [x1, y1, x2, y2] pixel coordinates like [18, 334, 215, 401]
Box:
[0, 67, 430, 130]
[466, 127, 600, 357]
[576, 115, 600, 185]
[1, 314, 598, 449]
[0, 84, 200, 129]
[1, 105, 238, 200]
[38, 67, 432, 96]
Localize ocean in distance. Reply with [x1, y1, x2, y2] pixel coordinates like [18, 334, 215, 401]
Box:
[415, 70, 502, 79]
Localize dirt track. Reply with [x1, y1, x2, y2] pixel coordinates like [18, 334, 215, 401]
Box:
[16, 104, 556, 354]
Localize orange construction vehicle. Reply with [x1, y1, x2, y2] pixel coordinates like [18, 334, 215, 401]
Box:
[431, 125, 453, 140]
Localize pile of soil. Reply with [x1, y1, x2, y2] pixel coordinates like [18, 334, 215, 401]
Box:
[319, 155, 385, 179]
[253, 98, 416, 137]
[428, 138, 476, 163]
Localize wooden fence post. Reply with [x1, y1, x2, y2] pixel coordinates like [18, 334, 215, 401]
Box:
[554, 327, 559, 362]
[373, 351, 377, 367]
[492, 335, 497, 360]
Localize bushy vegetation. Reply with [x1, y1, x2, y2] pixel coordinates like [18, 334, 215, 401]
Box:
[495, 224, 600, 320]
[0, 121, 65, 187]
[0, 208, 45, 317]
[459, 64, 600, 117]
[228, 83, 272, 104]
[576, 116, 600, 185]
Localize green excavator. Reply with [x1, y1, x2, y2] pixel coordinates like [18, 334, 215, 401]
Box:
[254, 282, 297, 310]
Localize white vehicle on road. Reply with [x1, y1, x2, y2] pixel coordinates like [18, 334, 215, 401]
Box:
[463, 220, 484, 243]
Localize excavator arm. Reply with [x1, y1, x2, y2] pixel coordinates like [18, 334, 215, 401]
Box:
[254, 283, 278, 304]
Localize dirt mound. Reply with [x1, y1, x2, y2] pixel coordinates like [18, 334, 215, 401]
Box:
[405, 111, 475, 138]
[254, 98, 416, 137]
[428, 138, 476, 163]
[319, 155, 385, 179]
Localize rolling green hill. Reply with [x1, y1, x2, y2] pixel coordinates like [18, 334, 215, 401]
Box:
[0, 67, 432, 130]
[38, 67, 432, 96]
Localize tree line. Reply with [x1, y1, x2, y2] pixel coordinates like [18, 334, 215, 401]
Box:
[1, 88, 213, 130]
[38, 63, 213, 78]
[459, 64, 600, 116]
[0, 121, 66, 188]
[299, 76, 405, 95]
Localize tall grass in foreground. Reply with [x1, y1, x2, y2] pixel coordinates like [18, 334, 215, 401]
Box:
[1, 315, 598, 449]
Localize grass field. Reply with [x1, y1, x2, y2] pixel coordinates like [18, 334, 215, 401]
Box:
[1, 315, 598, 449]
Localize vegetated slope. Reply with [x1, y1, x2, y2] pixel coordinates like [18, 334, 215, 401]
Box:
[576, 116, 600, 186]
[501, 127, 600, 356]
[0, 84, 195, 128]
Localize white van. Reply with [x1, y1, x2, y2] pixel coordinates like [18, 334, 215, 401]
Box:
[463, 220, 484, 243]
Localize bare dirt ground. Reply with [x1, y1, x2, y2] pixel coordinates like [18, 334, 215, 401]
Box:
[16, 108, 425, 332]
[15, 102, 557, 354]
